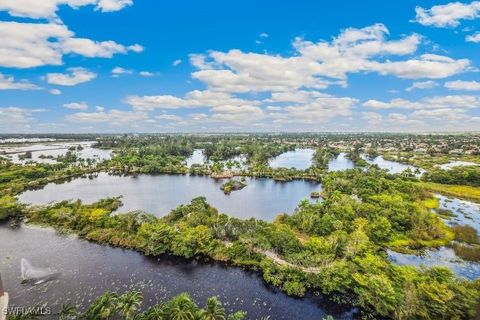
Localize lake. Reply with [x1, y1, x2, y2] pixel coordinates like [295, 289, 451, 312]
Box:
[19, 173, 321, 221]
[363, 155, 422, 175]
[268, 149, 420, 174]
[0, 223, 354, 319]
[269, 149, 315, 170]
[186, 149, 247, 170]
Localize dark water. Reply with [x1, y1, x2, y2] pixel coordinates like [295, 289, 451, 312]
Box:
[19, 173, 321, 221]
[0, 224, 354, 319]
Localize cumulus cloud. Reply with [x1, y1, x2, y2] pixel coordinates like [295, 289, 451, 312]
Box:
[0, 0, 133, 19]
[406, 80, 438, 91]
[466, 32, 480, 42]
[125, 90, 259, 111]
[66, 109, 148, 123]
[63, 102, 89, 110]
[0, 21, 142, 68]
[188, 24, 469, 95]
[369, 54, 471, 79]
[414, 1, 480, 28]
[0, 73, 39, 90]
[445, 80, 480, 91]
[363, 95, 480, 110]
[50, 89, 62, 95]
[172, 59, 182, 66]
[139, 71, 154, 77]
[46, 67, 97, 86]
[111, 66, 133, 77]
[0, 107, 44, 132]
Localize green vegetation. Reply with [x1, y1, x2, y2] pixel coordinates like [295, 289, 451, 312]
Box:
[312, 147, 337, 169]
[310, 191, 320, 198]
[452, 225, 479, 245]
[220, 179, 246, 195]
[423, 166, 480, 187]
[9, 290, 246, 320]
[4, 168, 479, 319]
[3, 133, 480, 319]
[418, 182, 480, 203]
[453, 243, 480, 262]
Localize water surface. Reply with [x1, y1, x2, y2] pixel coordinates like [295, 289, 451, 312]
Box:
[0, 224, 354, 319]
[269, 149, 315, 170]
[388, 195, 480, 280]
[387, 247, 480, 280]
[0, 141, 111, 164]
[363, 155, 421, 175]
[437, 195, 480, 233]
[328, 153, 355, 172]
[19, 173, 320, 221]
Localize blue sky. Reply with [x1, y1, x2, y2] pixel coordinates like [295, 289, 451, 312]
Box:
[0, 0, 479, 133]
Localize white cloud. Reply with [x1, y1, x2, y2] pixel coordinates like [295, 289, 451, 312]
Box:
[363, 95, 480, 110]
[63, 38, 141, 58]
[0, 107, 43, 132]
[410, 108, 467, 120]
[414, 1, 480, 28]
[50, 89, 62, 95]
[0, 0, 133, 19]
[362, 111, 383, 124]
[46, 67, 97, 86]
[111, 66, 133, 77]
[260, 32, 269, 38]
[172, 59, 182, 66]
[139, 71, 154, 77]
[406, 80, 438, 91]
[209, 105, 265, 124]
[0, 73, 39, 90]
[466, 32, 480, 42]
[125, 90, 259, 111]
[445, 80, 480, 91]
[0, 21, 142, 68]
[66, 109, 148, 123]
[127, 44, 144, 53]
[369, 54, 471, 79]
[97, 0, 133, 13]
[188, 24, 469, 95]
[156, 114, 183, 121]
[63, 102, 89, 110]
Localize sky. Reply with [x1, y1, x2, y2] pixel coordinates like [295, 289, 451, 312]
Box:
[0, 0, 480, 133]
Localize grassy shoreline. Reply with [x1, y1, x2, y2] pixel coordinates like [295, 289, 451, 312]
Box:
[417, 182, 480, 203]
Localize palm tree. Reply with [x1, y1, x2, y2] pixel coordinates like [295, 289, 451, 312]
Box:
[167, 293, 195, 320]
[116, 291, 143, 320]
[201, 297, 225, 320]
[141, 304, 164, 320]
[84, 291, 118, 319]
[169, 305, 194, 320]
[57, 304, 77, 320]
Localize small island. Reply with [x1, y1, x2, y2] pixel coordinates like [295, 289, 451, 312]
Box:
[310, 191, 320, 198]
[220, 179, 247, 195]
